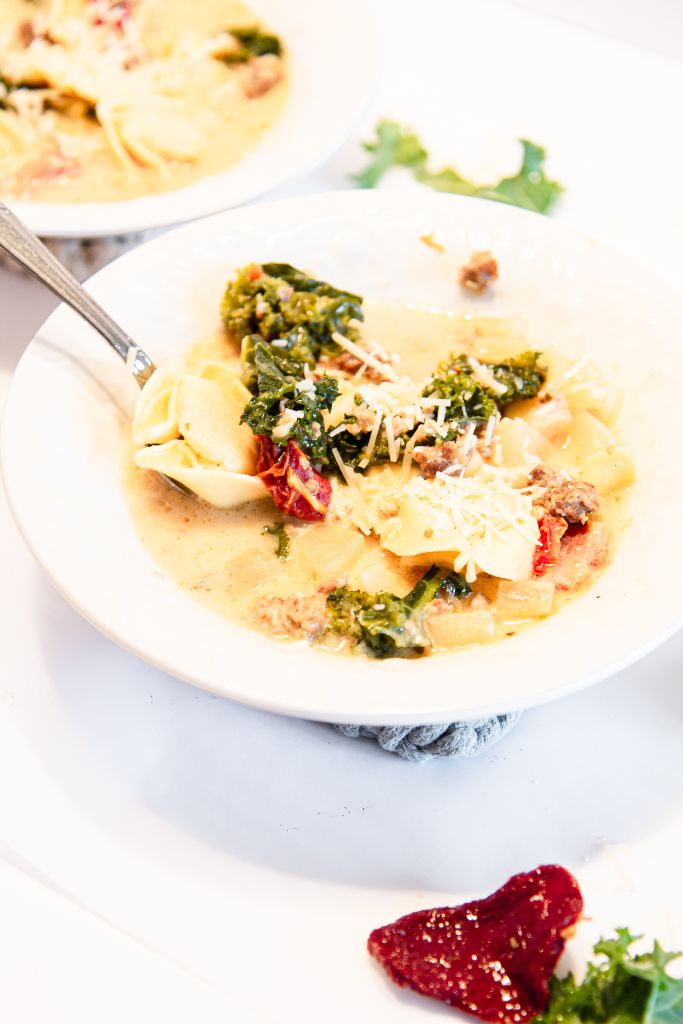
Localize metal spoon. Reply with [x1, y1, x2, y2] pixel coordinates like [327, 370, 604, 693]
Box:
[0, 202, 189, 494]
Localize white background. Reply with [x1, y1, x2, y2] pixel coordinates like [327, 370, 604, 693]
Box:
[1, 1, 682, 1020]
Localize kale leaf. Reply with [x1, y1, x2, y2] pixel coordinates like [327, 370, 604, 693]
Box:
[327, 565, 471, 659]
[424, 365, 498, 422]
[240, 340, 339, 464]
[535, 930, 683, 1024]
[354, 120, 564, 215]
[262, 521, 291, 559]
[354, 119, 429, 189]
[486, 350, 547, 405]
[222, 262, 363, 367]
[425, 350, 546, 422]
[222, 26, 282, 63]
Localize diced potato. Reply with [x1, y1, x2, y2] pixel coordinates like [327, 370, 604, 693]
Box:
[558, 410, 617, 473]
[581, 447, 635, 494]
[562, 369, 622, 428]
[494, 417, 551, 466]
[496, 578, 555, 619]
[426, 609, 494, 648]
[522, 396, 573, 443]
[295, 524, 365, 583]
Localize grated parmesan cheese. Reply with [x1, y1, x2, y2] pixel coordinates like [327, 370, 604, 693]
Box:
[331, 447, 357, 487]
[384, 415, 398, 462]
[468, 357, 508, 396]
[362, 408, 384, 465]
[332, 331, 399, 382]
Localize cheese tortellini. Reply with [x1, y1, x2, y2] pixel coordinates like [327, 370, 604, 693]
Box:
[132, 358, 266, 507]
[342, 468, 540, 583]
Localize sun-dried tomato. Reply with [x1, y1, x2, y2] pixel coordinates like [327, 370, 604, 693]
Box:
[368, 864, 583, 1022]
[532, 514, 567, 576]
[256, 436, 331, 521]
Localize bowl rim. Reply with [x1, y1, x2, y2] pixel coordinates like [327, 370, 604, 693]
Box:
[3, 189, 683, 725]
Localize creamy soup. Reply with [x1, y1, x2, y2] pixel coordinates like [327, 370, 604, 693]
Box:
[0, 0, 287, 202]
[124, 281, 633, 660]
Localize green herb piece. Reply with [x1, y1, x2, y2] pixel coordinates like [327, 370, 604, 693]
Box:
[240, 340, 339, 464]
[487, 350, 546, 405]
[222, 262, 363, 368]
[326, 419, 391, 470]
[262, 521, 291, 559]
[354, 119, 429, 189]
[326, 565, 471, 659]
[424, 365, 498, 422]
[222, 26, 282, 64]
[438, 351, 546, 408]
[536, 930, 683, 1024]
[354, 120, 564, 215]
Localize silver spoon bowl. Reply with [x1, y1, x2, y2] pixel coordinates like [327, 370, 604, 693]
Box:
[0, 202, 189, 495]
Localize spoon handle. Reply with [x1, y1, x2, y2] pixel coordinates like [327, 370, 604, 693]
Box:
[0, 202, 156, 387]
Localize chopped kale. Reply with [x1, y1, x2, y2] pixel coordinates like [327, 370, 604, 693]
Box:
[326, 565, 471, 659]
[354, 120, 564, 215]
[327, 420, 391, 470]
[486, 350, 546, 405]
[222, 262, 363, 368]
[240, 340, 339, 464]
[425, 350, 546, 424]
[424, 365, 498, 422]
[262, 521, 291, 560]
[536, 930, 683, 1024]
[353, 119, 429, 189]
[222, 26, 282, 64]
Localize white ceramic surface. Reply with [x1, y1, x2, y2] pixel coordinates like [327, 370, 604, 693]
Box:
[3, 189, 683, 725]
[3, 0, 377, 238]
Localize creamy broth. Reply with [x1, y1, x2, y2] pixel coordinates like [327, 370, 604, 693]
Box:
[0, 0, 287, 203]
[123, 305, 632, 656]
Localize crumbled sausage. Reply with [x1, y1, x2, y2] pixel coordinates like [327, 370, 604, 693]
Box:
[253, 590, 328, 639]
[240, 54, 284, 99]
[413, 441, 463, 478]
[459, 251, 499, 294]
[16, 20, 36, 47]
[318, 348, 396, 384]
[529, 465, 599, 525]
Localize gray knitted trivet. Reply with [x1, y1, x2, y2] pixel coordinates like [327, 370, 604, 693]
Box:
[335, 712, 520, 762]
[0, 228, 166, 281]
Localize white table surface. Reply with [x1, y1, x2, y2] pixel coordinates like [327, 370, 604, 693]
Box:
[1, 1, 683, 1020]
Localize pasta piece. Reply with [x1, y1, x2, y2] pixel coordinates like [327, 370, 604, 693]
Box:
[117, 104, 205, 166]
[426, 609, 495, 648]
[377, 474, 539, 581]
[131, 359, 184, 445]
[134, 440, 265, 507]
[470, 528, 537, 582]
[173, 374, 255, 472]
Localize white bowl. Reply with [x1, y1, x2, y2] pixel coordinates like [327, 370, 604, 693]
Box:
[3, 0, 377, 238]
[3, 191, 683, 725]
